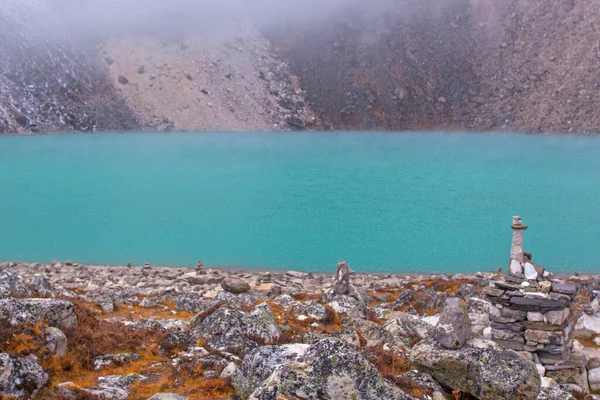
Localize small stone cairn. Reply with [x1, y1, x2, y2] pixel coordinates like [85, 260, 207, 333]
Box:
[485, 216, 580, 382]
[195, 260, 205, 275]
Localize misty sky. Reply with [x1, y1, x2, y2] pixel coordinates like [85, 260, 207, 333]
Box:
[2, 0, 400, 42]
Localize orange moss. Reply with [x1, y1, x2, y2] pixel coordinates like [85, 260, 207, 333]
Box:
[108, 298, 195, 322]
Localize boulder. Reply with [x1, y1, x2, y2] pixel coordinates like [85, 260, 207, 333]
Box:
[0, 269, 30, 297]
[412, 338, 541, 400]
[0, 298, 77, 329]
[434, 297, 471, 349]
[0, 353, 49, 398]
[221, 278, 250, 294]
[237, 338, 415, 400]
[232, 343, 310, 398]
[45, 327, 68, 356]
[190, 303, 280, 356]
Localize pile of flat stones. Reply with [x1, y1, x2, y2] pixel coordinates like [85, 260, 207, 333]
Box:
[485, 217, 583, 387]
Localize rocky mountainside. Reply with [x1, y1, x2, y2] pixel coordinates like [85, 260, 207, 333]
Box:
[0, 1, 139, 134]
[1, 0, 599, 134]
[273, 0, 600, 133]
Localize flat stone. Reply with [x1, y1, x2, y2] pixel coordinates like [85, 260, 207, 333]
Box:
[491, 328, 525, 343]
[491, 321, 525, 332]
[494, 281, 521, 291]
[520, 320, 565, 332]
[509, 297, 569, 312]
[493, 339, 525, 351]
[484, 287, 506, 297]
[552, 283, 577, 296]
[524, 329, 563, 345]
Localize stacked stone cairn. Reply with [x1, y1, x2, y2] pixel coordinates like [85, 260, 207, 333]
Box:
[485, 217, 583, 386]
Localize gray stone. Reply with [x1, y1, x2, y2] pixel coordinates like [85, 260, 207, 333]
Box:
[0, 353, 49, 398]
[0, 298, 77, 329]
[552, 283, 577, 296]
[434, 297, 471, 349]
[589, 367, 600, 391]
[45, 327, 68, 356]
[510, 216, 527, 263]
[509, 297, 569, 311]
[148, 394, 188, 400]
[221, 278, 250, 294]
[412, 338, 540, 400]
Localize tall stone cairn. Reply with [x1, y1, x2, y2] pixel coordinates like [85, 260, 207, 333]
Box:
[485, 216, 582, 387]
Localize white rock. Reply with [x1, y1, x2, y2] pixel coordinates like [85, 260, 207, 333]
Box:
[589, 367, 600, 391]
[594, 337, 600, 346]
[536, 364, 546, 377]
[483, 326, 492, 340]
[220, 362, 237, 379]
[527, 312, 545, 322]
[510, 260, 523, 276]
[521, 281, 531, 288]
[575, 314, 600, 336]
[524, 263, 538, 280]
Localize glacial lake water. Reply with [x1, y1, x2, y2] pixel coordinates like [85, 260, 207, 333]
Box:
[0, 132, 599, 274]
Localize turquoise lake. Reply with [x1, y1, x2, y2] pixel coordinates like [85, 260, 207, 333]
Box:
[0, 132, 599, 274]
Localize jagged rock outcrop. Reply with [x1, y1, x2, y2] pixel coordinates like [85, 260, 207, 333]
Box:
[236, 338, 416, 400]
[0, 353, 49, 398]
[412, 338, 541, 400]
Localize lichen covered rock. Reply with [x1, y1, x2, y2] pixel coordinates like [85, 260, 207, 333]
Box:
[232, 343, 310, 398]
[238, 338, 416, 400]
[0, 268, 30, 298]
[412, 338, 541, 400]
[0, 353, 49, 398]
[190, 302, 281, 356]
[0, 298, 77, 329]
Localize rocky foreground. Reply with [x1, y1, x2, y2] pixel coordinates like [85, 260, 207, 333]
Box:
[1, 259, 600, 400]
